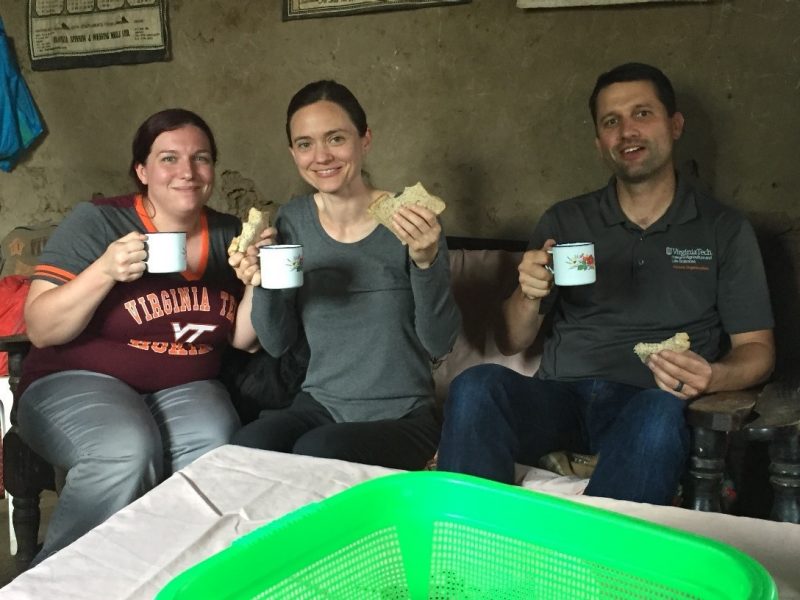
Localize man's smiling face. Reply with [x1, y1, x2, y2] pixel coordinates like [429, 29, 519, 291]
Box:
[594, 80, 684, 184]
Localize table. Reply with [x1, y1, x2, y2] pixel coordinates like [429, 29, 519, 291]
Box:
[1, 445, 798, 599]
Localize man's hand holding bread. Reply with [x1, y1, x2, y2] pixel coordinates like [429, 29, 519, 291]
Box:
[636, 332, 714, 399]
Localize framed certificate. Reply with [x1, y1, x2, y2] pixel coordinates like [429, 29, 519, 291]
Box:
[517, 0, 707, 6]
[28, 0, 169, 71]
[283, 0, 471, 21]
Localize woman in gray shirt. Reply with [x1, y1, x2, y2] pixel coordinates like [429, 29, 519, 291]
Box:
[230, 80, 461, 469]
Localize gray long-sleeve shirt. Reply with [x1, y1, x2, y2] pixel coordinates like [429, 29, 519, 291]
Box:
[252, 195, 461, 422]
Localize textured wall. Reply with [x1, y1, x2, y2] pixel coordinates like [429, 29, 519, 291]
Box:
[1, 0, 798, 244]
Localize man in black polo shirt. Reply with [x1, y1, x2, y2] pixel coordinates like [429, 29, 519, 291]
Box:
[437, 63, 775, 505]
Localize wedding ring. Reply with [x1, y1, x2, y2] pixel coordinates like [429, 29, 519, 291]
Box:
[674, 381, 685, 393]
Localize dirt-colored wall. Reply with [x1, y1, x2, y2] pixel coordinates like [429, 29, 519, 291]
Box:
[1, 0, 798, 244]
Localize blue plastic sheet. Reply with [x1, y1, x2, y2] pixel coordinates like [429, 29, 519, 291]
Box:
[0, 16, 43, 172]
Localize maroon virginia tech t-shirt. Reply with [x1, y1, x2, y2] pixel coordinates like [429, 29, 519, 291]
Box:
[19, 195, 243, 396]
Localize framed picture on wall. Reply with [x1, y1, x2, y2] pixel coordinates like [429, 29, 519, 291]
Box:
[284, 0, 471, 21]
[517, 0, 707, 6]
[28, 0, 169, 71]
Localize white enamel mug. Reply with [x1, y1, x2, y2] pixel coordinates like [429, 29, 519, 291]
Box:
[259, 245, 304, 289]
[145, 232, 187, 273]
[548, 242, 596, 286]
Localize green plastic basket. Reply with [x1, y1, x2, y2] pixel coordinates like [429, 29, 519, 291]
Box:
[157, 471, 777, 600]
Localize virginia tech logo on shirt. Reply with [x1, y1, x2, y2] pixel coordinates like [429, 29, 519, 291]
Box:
[123, 286, 238, 355]
[665, 246, 713, 271]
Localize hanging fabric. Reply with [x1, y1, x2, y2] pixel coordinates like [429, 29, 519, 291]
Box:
[0, 16, 44, 172]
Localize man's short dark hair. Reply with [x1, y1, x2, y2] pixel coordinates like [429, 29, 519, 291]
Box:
[589, 63, 677, 124]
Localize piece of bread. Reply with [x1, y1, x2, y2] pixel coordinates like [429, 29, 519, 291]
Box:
[368, 182, 446, 232]
[227, 207, 270, 256]
[633, 332, 691, 363]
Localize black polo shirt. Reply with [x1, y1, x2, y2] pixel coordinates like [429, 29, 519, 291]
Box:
[530, 176, 773, 389]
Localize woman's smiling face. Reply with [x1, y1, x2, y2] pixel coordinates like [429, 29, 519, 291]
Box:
[135, 124, 215, 216]
[288, 100, 371, 196]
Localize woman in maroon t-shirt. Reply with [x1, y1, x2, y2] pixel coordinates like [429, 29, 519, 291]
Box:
[17, 109, 260, 566]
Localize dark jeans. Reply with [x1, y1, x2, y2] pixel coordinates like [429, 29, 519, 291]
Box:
[437, 364, 690, 505]
[231, 392, 440, 471]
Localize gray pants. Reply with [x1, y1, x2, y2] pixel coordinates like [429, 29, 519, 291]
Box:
[17, 370, 241, 565]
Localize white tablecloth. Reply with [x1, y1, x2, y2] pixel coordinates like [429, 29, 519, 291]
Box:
[1, 445, 798, 599]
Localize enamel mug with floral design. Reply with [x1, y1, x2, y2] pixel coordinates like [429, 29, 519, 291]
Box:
[548, 242, 596, 286]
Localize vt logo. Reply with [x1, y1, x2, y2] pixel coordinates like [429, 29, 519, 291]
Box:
[172, 323, 217, 343]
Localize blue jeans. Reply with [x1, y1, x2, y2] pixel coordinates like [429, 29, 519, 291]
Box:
[437, 364, 690, 505]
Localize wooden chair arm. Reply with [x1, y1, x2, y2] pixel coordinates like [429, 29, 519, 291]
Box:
[745, 381, 800, 441]
[0, 333, 32, 357]
[687, 389, 759, 432]
[0, 333, 32, 424]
